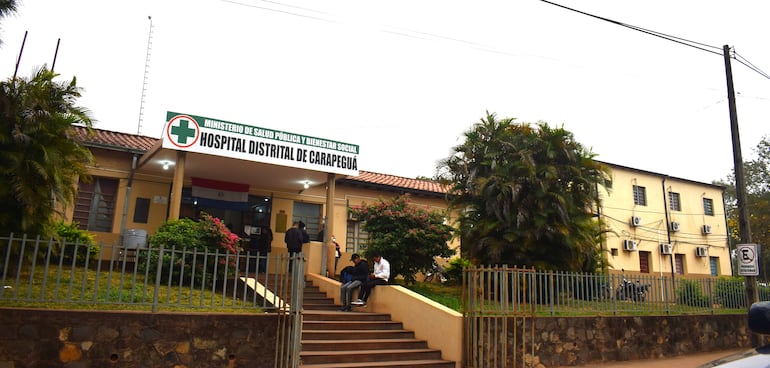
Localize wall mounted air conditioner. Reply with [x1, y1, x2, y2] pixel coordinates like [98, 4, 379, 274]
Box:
[696, 247, 708, 257]
[623, 239, 638, 251]
[660, 243, 673, 255]
[702, 224, 712, 235]
[630, 216, 642, 227]
[670, 221, 681, 232]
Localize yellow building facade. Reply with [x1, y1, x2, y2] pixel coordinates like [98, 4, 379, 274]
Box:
[599, 163, 731, 277]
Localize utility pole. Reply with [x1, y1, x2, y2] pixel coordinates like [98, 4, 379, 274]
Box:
[722, 44, 757, 309]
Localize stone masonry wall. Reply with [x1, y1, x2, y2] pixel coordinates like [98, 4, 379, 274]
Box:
[0, 308, 754, 368]
[0, 308, 280, 368]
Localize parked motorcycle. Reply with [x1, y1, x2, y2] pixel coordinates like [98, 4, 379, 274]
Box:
[424, 263, 448, 283]
[616, 278, 650, 302]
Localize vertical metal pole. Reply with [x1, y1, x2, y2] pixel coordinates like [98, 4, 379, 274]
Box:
[289, 252, 304, 368]
[12, 31, 28, 82]
[723, 45, 757, 309]
[51, 38, 60, 72]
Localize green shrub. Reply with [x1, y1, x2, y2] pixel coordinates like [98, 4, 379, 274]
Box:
[143, 213, 242, 287]
[444, 257, 471, 285]
[54, 221, 99, 266]
[714, 277, 747, 309]
[676, 279, 710, 307]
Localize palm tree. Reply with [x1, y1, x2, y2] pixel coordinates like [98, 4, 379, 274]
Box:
[0, 67, 94, 236]
[439, 112, 612, 272]
[0, 0, 18, 46]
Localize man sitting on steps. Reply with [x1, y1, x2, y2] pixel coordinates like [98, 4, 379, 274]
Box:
[352, 252, 389, 308]
[338, 254, 369, 312]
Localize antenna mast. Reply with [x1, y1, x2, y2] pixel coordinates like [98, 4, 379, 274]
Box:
[136, 16, 154, 135]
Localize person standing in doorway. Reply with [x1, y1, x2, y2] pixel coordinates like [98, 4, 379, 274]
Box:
[332, 235, 341, 275]
[285, 221, 302, 272]
[353, 252, 390, 307]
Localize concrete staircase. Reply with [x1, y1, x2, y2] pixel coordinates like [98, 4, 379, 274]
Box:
[299, 281, 456, 368]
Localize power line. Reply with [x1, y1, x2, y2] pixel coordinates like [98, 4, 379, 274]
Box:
[540, 0, 770, 81]
[538, 0, 722, 56]
[734, 51, 770, 80]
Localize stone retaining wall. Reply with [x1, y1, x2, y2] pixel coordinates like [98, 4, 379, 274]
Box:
[0, 308, 754, 367]
[0, 308, 280, 368]
[524, 314, 752, 367]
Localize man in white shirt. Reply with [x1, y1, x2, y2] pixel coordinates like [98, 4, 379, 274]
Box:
[352, 252, 390, 307]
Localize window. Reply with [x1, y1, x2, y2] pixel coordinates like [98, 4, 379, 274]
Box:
[703, 198, 714, 216]
[668, 192, 681, 211]
[709, 257, 719, 276]
[346, 221, 369, 253]
[293, 202, 322, 240]
[73, 177, 119, 232]
[633, 185, 647, 206]
[675, 254, 685, 275]
[133, 197, 150, 224]
[639, 251, 650, 273]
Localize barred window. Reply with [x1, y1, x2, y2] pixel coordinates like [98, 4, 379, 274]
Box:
[633, 185, 647, 206]
[345, 221, 369, 254]
[703, 198, 714, 216]
[73, 177, 119, 232]
[669, 192, 681, 211]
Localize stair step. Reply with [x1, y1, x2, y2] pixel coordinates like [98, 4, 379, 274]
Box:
[299, 360, 455, 368]
[302, 338, 427, 351]
[300, 348, 443, 365]
[304, 320, 403, 330]
[303, 311, 392, 321]
[302, 330, 415, 340]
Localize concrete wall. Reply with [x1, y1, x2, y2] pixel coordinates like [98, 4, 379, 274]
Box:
[0, 308, 279, 368]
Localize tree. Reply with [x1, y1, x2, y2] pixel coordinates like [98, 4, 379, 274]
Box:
[349, 194, 455, 283]
[0, 0, 18, 46]
[0, 67, 94, 237]
[437, 112, 612, 272]
[716, 135, 770, 278]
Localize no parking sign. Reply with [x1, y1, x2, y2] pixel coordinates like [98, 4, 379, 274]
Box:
[737, 243, 760, 276]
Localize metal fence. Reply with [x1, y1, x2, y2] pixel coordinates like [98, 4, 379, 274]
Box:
[463, 266, 754, 317]
[0, 233, 296, 312]
[462, 265, 755, 368]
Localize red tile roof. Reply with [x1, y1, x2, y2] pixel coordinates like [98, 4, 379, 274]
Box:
[341, 171, 450, 196]
[73, 126, 156, 151]
[73, 126, 449, 195]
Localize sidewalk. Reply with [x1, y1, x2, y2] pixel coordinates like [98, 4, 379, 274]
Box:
[557, 348, 747, 368]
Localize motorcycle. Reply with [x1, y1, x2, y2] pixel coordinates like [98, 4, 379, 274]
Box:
[616, 277, 650, 302]
[424, 263, 448, 283]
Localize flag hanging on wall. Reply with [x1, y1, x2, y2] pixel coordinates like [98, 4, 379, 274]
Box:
[191, 177, 249, 211]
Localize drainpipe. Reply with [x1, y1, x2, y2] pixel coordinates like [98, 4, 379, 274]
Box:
[119, 155, 138, 246]
[661, 177, 675, 292]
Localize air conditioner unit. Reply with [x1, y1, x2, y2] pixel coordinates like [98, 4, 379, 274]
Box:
[623, 239, 638, 251]
[670, 221, 681, 232]
[696, 247, 708, 257]
[630, 216, 642, 227]
[660, 243, 673, 255]
[702, 224, 712, 235]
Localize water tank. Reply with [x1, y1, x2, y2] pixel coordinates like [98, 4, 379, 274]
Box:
[124, 229, 148, 249]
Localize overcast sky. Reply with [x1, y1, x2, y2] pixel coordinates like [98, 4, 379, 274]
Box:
[2, 0, 768, 184]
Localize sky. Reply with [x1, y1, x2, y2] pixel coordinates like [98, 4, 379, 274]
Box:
[1, 0, 768, 184]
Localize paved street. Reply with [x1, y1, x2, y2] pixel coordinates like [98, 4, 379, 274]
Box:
[557, 348, 746, 367]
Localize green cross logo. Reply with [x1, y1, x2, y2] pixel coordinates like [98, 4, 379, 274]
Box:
[165, 115, 200, 148]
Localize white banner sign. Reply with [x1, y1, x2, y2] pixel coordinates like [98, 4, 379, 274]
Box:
[161, 112, 359, 176]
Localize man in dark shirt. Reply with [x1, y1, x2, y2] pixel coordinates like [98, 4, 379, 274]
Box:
[285, 221, 302, 272]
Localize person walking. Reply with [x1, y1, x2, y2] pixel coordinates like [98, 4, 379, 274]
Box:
[352, 252, 389, 307]
[284, 221, 302, 272]
[338, 254, 369, 312]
